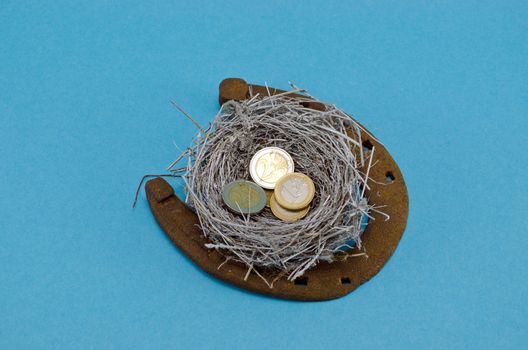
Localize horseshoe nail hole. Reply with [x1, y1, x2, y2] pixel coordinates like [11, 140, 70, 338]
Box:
[159, 196, 174, 205]
[362, 139, 373, 152]
[386, 171, 395, 184]
[294, 277, 308, 287]
[341, 277, 351, 285]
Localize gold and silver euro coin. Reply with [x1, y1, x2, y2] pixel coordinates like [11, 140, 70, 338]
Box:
[274, 172, 315, 210]
[249, 147, 294, 189]
[270, 194, 310, 222]
[222, 180, 266, 215]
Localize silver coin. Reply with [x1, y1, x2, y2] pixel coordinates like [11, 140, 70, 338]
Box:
[249, 147, 294, 189]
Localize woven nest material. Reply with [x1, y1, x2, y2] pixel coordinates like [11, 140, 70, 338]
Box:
[169, 91, 384, 284]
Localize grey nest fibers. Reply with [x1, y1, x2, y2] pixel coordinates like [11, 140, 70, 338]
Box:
[168, 89, 384, 285]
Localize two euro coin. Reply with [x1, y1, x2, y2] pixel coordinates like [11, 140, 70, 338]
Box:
[249, 147, 294, 189]
[222, 180, 266, 215]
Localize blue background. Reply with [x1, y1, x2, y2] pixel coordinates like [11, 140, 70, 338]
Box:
[1, 1, 527, 349]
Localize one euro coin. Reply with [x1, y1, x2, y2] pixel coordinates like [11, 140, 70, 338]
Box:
[270, 194, 310, 222]
[274, 172, 315, 210]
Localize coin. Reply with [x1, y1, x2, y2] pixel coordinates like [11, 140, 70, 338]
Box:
[222, 180, 266, 215]
[274, 172, 315, 210]
[270, 194, 310, 222]
[249, 147, 294, 189]
[264, 190, 273, 208]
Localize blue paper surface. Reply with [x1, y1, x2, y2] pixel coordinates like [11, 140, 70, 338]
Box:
[1, 1, 527, 348]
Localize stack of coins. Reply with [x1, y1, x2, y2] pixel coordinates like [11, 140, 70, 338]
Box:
[222, 147, 315, 222]
[270, 172, 315, 222]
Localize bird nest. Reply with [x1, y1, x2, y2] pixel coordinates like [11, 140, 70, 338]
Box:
[168, 90, 383, 284]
